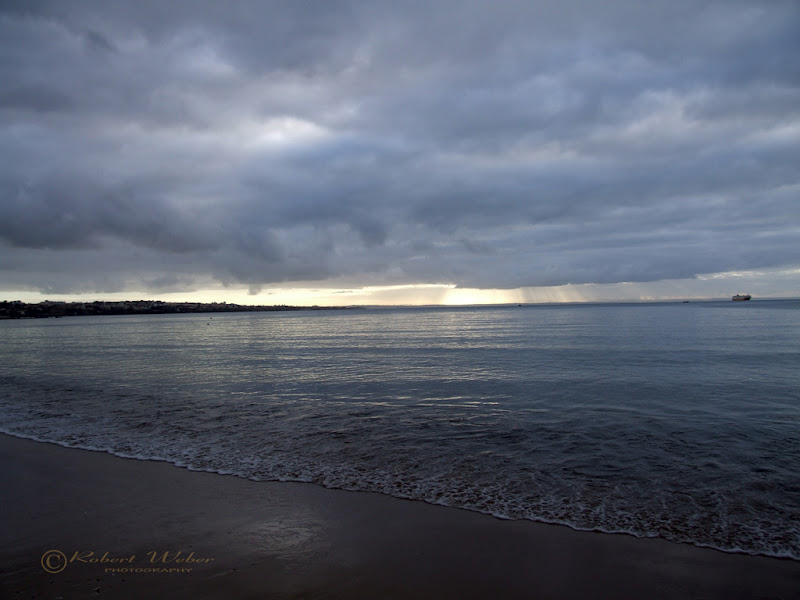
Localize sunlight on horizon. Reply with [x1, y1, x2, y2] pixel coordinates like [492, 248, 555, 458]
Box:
[3, 267, 797, 307]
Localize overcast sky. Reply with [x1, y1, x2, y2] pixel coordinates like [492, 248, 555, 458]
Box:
[1, 0, 798, 304]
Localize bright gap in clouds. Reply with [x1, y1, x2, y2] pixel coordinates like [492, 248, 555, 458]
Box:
[6, 267, 797, 306]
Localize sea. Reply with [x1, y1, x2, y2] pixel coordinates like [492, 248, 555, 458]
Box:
[1, 300, 798, 559]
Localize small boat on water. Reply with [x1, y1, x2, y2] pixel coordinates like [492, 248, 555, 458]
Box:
[732, 294, 751, 301]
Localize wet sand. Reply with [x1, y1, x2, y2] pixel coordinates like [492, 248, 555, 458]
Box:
[1, 433, 798, 599]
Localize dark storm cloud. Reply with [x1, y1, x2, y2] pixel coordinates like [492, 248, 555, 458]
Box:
[1, 0, 798, 295]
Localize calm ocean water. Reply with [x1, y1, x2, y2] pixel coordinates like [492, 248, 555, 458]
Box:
[1, 301, 798, 558]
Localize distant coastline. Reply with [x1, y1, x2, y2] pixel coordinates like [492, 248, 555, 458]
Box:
[0, 300, 349, 319]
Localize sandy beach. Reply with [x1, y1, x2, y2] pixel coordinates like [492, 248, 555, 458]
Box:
[1, 433, 798, 599]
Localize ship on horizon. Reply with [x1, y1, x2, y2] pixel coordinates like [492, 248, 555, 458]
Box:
[732, 294, 752, 301]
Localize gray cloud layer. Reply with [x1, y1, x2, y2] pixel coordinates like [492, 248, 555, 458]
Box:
[1, 0, 799, 295]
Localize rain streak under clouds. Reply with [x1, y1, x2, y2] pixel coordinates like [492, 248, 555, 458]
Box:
[1, 0, 798, 304]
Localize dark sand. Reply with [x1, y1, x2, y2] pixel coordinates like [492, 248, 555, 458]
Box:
[1, 434, 798, 599]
